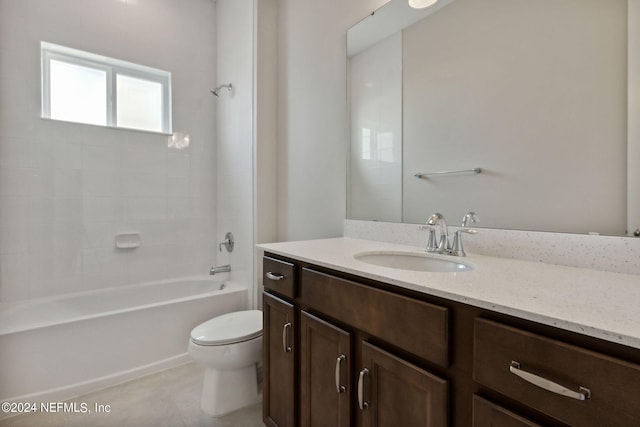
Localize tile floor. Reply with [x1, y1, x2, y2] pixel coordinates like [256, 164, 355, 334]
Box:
[0, 362, 264, 427]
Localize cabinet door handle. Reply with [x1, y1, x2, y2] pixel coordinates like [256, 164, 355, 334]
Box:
[282, 322, 292, 353]
[509, 361, 591, 401]
[357, 368, 369, 410]
[266, 272, 285, 281]
[335, 355, 346, 393]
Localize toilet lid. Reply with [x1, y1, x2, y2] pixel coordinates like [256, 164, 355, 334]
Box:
[190, 310, 263, 346]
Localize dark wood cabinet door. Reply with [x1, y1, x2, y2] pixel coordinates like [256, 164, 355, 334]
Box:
[359, 341, 448, 427]
[300, 311, 352, 427]
[263, 292, 296, 427]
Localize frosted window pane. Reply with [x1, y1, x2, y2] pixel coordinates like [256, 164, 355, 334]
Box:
[116, 75, 163, 132]
[50, 59, 107, 126]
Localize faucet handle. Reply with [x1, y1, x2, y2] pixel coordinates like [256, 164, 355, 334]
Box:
[418, 225, 439, 252]
[218, 231, 234, 253]
[458, 227, 478, 235]
[427, 212, 445, 226]
[461, 212, 479, 227]
[450, 228, 478, 257]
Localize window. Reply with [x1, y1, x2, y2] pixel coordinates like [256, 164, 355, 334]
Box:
[41, 42, 171, 133]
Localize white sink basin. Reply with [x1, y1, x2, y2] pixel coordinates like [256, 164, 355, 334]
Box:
[354, 251, 473, 273]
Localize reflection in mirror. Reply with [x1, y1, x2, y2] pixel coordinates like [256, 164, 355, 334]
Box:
[349, 32, 402, 222]
[347, 0, 639, 236]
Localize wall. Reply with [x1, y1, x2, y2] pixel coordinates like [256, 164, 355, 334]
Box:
[0, 0, 217, 302]
[254, 0, 278, 306]
[275, 0, 388, 241]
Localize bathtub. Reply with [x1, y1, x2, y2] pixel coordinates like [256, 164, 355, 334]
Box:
[0, 276, 247, 408]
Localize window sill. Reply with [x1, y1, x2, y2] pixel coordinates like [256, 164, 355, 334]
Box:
[40, 117, 173, 137]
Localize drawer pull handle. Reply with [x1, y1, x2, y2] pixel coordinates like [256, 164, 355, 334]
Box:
[509, 361, 591, 401]
[357, 368, 369, 410]
[282, 322, 292, 353]
[266, 272, 285, 281]
[335, 355, 346, 393]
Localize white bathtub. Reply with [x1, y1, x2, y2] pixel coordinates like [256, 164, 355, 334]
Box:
[0, 276, 247, 407]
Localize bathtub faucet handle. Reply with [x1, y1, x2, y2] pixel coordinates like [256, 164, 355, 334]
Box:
[219, 232, 234, 253]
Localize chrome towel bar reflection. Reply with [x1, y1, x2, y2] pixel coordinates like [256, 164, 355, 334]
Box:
[414, 167, 482, 179]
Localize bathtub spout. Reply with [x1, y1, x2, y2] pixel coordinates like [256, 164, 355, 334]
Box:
[210, 264, 231, 275]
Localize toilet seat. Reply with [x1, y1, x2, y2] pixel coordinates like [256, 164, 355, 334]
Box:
[190, 310, 262, 346]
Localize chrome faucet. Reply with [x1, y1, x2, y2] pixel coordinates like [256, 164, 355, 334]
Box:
[209, 264, 231, 275]
[422, 212, 479, 256]
[426, 213, 449, 253]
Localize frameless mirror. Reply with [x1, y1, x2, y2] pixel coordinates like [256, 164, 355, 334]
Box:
[347, 0, 640, 236]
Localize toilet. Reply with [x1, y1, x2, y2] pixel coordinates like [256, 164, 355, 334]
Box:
[188, 310, 263, 417]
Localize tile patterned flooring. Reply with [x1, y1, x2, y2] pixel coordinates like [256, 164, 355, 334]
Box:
[0, 362, 264, 427]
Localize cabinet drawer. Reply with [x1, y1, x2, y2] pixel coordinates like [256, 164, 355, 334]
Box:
[472, 395, 541, 427]
[263, 256, 296, 299]
[301, 268, 449, 367]
[473, 318, 640, 426]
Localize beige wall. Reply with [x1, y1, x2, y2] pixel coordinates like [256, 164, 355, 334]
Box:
[275, 0, 388, 241]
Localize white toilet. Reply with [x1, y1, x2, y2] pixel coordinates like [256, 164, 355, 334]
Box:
[188, 310, 263, 417]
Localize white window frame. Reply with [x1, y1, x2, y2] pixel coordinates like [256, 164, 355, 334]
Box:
[41, 41, 172, 134]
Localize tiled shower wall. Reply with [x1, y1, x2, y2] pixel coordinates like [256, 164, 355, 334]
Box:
[0, 0, 218, 302]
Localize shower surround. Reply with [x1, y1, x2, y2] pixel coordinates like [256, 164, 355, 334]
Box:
[0, 0, 277, 409]
[0, 0, 218, 302]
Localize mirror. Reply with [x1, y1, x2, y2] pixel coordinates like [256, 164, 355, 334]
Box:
[347, 0, 640, 236]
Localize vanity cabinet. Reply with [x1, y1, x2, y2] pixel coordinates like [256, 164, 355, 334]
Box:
[262, 253, 640, 426]
[263, 256, 449, 426]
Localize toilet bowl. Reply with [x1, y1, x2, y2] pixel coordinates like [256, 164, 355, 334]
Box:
[188, 310, 263, 417]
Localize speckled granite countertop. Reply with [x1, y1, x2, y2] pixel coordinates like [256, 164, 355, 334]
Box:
[258, 237, 640, 349]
